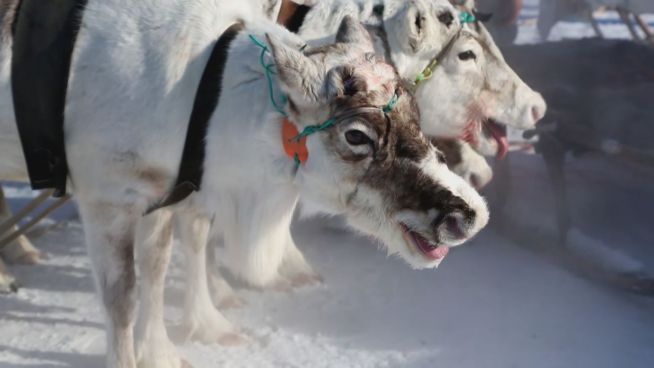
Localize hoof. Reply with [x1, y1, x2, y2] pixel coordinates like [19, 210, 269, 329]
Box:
[217, 332, 248, 346]
[137, 357, 189, 368]
[289, 272, 323, 288]
[271, 279, 294, 293]
[14, 251, 43, 265]
[171, 305, 241, 346]
[0, 274, 19, 294]
[171, 323, 247, 346]
[218, 296, 247, 310]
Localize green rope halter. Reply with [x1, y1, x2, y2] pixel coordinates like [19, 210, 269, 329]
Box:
[293, 93, 399, 142]
[248, 35, 400, 168]
[459, 11, 477, 24]
[414, 12, 476, 86]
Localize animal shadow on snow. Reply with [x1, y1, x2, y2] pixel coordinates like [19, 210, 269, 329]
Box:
[0, 345, 103, 368]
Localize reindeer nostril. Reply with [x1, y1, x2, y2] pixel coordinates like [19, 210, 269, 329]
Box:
[444, 214, 466, 240]
[438, 12, 454, 27]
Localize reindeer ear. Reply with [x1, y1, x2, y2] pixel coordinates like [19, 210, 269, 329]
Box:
[266, 34, 323, 102]
[335, 16, 374, 53]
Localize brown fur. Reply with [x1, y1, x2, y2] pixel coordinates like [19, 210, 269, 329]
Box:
[431, 138, 463, 168]
[323, 80, 475, 228]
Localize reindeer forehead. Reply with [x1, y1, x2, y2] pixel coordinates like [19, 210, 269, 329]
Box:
[459, 29, 499, 60]
[351, 59, 396, 93]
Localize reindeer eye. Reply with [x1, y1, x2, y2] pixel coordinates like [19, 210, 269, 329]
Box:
[345, 130, 370, 146]
[458, 50, 476, 61]
[437, 11, 454, 27]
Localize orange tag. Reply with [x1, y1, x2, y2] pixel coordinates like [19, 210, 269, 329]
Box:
[282, 118, 308, 164]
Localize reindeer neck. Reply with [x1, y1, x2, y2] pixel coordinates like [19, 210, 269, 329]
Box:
[202, 31, 309, 187]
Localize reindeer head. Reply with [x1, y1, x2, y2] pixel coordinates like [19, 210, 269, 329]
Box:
[431, 138, 493, 189]
[381, 0, 546, 159]
[267, 17, 489, 268]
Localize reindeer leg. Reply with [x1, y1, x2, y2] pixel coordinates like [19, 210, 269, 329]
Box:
[222, 188, 298, 291]
[0, 186, 42, 264]
[540, 134, 571, 244]
[279, 239, 322, 288]
[0, 256, 19, 293]
[174, 211, 243, 346]
[134, 209, 190, 368]
[78, 200, 139, 368]
[205, 235, 245, 309]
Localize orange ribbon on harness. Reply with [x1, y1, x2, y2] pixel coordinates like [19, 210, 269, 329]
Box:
[282, 118, 308, 165]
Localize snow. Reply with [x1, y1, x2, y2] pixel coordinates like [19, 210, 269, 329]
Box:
[2, 216, 653, 368]
[2, 1, 654, 367]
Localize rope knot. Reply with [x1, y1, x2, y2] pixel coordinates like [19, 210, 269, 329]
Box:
[459, 12, 477, 24]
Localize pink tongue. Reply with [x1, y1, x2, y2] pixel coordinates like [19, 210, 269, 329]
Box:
[486, 121, 509, 160]
[415, 235, 449, 260]
[426, 245, 449, 260]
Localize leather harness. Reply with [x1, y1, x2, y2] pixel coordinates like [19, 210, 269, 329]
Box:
[146, 23, 244, 213]
[11, 0, 88, 197]
[10, 0, 242, 210]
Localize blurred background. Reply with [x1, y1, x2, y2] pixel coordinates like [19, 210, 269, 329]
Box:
[1, 0, 653, 367]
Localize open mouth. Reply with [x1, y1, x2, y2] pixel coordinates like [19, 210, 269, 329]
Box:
[483, 119, 509, 160]
[400, 223, 449, 261]
[460, 119, 509, 160]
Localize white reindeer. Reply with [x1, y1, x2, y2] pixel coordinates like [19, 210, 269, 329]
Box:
[201, 0, 543, 302]
[432, 139, 493, 189]
[0, 1, 490, 366]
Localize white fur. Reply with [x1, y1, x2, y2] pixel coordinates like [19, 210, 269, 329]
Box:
[0, 1, 489, 366]
[452, 141, 493, 189]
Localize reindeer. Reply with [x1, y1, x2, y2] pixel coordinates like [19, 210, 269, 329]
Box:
[196, 0, 544, 306]
[432, 139, 493, 189]
[0, 0, 489, 365]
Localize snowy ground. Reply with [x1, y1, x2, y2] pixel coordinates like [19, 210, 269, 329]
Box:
[2, 1, 654, 368]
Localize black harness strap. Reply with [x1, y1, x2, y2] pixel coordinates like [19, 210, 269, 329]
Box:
[145, 22, 244, 214]
[11, 0, 88, 197]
